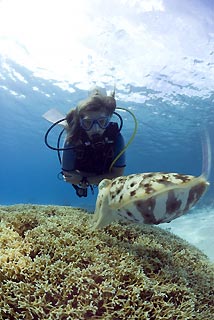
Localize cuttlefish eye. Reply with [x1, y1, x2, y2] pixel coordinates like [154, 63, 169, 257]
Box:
[99, 179, 111, 190]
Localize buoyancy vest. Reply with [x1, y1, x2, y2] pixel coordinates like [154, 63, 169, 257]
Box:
[74, 122, 119, 174]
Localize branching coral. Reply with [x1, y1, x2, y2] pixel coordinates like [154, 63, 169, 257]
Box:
[0, 205, 213, 319]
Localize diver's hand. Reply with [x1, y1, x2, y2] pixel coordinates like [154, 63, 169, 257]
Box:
[79, 181, 88, 188]
[63, 172, 89, 188]
[63, 172, 82, 185]
[79, 177, 89, 189]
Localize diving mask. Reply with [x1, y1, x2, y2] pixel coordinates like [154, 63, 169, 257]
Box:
[80, 116, 110, 131]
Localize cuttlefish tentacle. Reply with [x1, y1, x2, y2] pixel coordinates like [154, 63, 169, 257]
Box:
[93, 179, 113, 227]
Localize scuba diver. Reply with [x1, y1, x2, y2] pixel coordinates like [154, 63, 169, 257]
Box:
[61, 87, 126, 196]
[44, 86, 130, 197]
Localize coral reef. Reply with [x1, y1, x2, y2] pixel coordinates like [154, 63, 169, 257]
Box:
[0, 204, 213, 319]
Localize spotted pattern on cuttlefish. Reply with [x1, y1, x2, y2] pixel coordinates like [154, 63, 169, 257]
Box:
[93, 172, 209, 229]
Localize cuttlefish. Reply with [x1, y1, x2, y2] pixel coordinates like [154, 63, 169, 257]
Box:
[93, 133, 211, 229]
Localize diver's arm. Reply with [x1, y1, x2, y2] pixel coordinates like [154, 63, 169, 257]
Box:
[63, 171, 83, 185]
[63, 166, 125, 186]
[86, 166, 125, 185]
[63, 170, 98, 184]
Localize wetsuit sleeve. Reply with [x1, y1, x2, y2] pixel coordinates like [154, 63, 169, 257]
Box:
[113, 133, 126, 167]
[61, 141, 76, 172]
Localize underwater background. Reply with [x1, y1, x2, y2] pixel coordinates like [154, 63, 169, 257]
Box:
[0, 0, 213, 260]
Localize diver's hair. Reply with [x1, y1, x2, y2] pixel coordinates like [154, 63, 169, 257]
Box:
[65, 89, 116, 144]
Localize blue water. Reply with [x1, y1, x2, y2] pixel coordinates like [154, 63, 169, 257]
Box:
[0, 57, 214, 208]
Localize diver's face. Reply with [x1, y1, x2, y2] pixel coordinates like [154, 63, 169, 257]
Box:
[80, 111, 110, 140]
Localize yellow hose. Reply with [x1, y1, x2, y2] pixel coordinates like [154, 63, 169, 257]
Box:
[109, 107, 138, 171]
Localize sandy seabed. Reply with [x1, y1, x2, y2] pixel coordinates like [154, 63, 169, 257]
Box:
[160, 205, 214, 262]
[0, 204, 213, 319]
